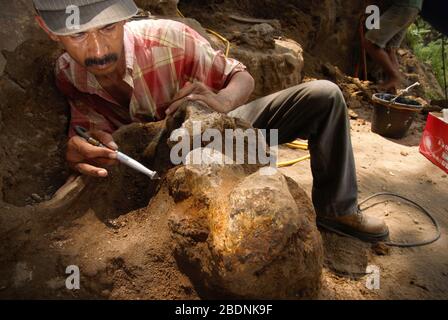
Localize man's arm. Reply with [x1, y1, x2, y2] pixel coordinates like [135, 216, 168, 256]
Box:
[166, 70, 255, 116]
[56, 69, 119, 177]
[165, 22, 255, 116]
[216, 70, 255, 113]
[64, 97, 119, 178]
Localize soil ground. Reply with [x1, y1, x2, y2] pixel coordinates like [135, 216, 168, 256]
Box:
[2, 96, 445, 300]
[1, 0, 447, 300]
[279, 107, 448, 299]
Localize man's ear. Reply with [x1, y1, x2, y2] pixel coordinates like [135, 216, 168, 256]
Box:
[35, 15, 60, 42]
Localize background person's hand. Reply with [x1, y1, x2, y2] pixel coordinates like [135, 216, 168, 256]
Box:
[66, 130, 119, 178]
[165, 81, 233, 116]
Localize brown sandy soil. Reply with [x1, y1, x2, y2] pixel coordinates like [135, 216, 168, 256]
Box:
[172, 1, 448, 298]
[1, 93, 446, 300]
[279, 108, 448, 299]
[1, 0, 447, 300]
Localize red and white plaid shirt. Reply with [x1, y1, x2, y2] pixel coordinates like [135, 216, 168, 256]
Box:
[55, 19, 246, 137]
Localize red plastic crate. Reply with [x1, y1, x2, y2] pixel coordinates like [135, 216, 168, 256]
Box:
[419, 112, 448, 174]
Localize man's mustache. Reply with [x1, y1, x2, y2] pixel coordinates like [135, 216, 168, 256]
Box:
[85, 54, 118, 67]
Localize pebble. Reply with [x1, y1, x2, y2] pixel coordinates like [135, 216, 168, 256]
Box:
[400, 151, 409, 156]
[372, 243, 390, 256]
[31, 193, 42, 201]
[413, 219, 419, 225]
[107, 219, 120, 229]
[101, 289, 111, 297]
[348, 109, 359, 119]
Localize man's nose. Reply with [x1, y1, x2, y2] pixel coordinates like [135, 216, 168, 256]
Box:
[87, 32, 108, 58]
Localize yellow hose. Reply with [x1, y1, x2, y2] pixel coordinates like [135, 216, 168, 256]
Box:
[176, 8, 185, 18]
[284, 143, 308, 150]
[205, 29, 231, 57]
[277, 154, 311, 168]
[277, 140, 310, 167]
[289, 140, 308, 146]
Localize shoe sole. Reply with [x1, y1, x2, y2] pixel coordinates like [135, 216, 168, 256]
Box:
[316, 218, 390, 243]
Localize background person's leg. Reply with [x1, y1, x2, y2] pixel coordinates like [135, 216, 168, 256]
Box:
[364, 6, 419, 92]
[228, 80, 358, 217]
[364, 39, 401, 91]
[387, 47, 399, 70]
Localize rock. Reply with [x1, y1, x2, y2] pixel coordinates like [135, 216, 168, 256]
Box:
[400, 151, 409, 157]
[169, 158, 323, 299]
[347, 97, 362, 110]
[348, 109, 359, 120]
[231, 38, 304, 99]
[134, 0, 179, 16]
[321, 63, 338, 80]
[372, 242, 390, 256]
[232, 23, 278, 50]
[31, 194, 42, 202]
[228, 15, 281, 30]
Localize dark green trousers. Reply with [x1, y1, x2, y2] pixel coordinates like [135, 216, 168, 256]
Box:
[228, 80, 358, 217]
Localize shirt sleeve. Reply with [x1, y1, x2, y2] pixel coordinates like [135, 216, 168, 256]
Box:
[55, 62, 116, 138]
[181, 24, 247, 91]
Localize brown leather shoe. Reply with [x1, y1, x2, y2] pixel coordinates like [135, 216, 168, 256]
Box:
[317, 209, 389, 242]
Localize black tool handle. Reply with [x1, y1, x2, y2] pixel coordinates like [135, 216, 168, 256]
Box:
[74, 126, 91, 140]
[74, 126, 107, 148]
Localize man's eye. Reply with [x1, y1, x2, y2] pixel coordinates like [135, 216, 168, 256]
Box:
[103, 24, 117, 31]
[70, 33, 86, 39]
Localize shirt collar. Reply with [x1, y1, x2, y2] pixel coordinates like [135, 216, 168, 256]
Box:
[123, 23, 135, 73]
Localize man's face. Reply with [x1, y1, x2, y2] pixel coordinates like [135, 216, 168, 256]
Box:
[53, 21, 126, 76]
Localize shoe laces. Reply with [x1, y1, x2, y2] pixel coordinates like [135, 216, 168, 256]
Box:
[356, 206, 364, 223]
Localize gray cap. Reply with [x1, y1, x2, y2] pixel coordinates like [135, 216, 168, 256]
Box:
[34, 0, 139, 35]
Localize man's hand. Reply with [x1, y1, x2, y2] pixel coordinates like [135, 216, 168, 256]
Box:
[165, 81, 233, 116]
[66, 130, 119, 178]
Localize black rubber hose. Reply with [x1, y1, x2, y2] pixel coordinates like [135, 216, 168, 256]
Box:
[357, 192, 442, 247]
